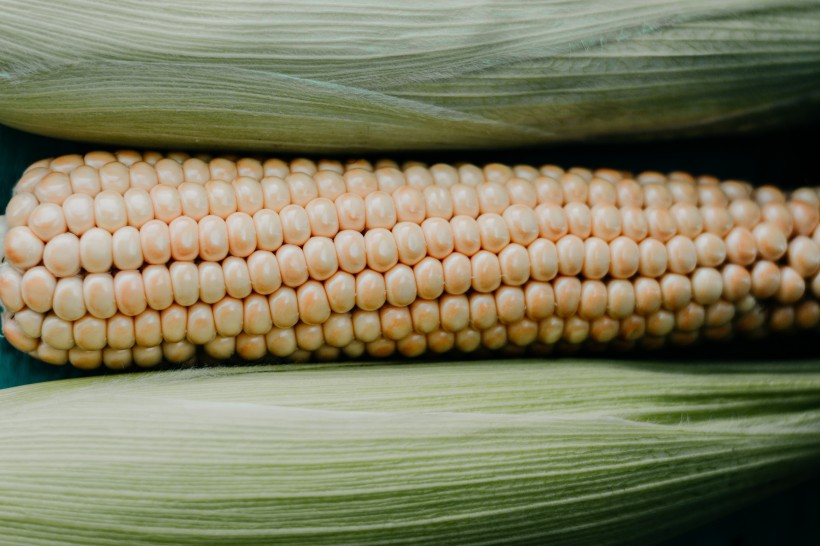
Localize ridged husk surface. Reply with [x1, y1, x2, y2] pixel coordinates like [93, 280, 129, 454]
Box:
[0, 0, 819, 151]
[0, 360, 819, 545]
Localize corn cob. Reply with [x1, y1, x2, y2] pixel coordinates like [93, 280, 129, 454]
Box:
[1, 151, 818, 370]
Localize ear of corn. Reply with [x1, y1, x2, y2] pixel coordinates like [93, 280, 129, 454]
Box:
[0, 360, 818, 545]
[1, 152, 818, 369]
[0, 1, 818, 151]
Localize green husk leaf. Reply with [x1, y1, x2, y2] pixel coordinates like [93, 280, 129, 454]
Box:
[0, 0, 819, 152]
[1, 360, 819, 545]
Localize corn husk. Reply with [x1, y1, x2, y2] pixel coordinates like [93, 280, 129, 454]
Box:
[0, 0, 818, 152]
[1, 360, 819, 545]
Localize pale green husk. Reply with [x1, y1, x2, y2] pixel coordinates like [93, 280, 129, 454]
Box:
[1, 360, 819, 545]
[0, 1, 819, 152]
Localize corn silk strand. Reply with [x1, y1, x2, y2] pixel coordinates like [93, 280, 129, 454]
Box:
[0, 0, 819, 152]
[0, 360, 819, 545]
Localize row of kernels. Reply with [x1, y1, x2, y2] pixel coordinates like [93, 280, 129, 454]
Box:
[23, 213, 811, 293]
[7, 266, 797, 356]
[20, 152, 820, 205]
[0, 280, 615, 352]
[8, 297, 818, 369]
[0, 239, 807, 331]
[21, 154, 815, 220]
[8, 303, 735, 366]
[10, 171, 818, 253]
[0, 311, 671, 365]
[11, 190, 539, 266]
[7, 252, 279, 319]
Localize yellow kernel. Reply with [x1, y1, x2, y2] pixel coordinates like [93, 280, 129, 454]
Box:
[524, 281, 554, 320]
[276, 244, 309, 288]
[422, 217, 455, 259]
[507, 318, 538, 347]
[670, 203, 702, 238]
[788, 236, 820, 278]
[610, 236, 640, 279]
[503, 204, 539, 245]
[494, 286, 525, 324]
[646, 206, 677, 242]
[450, 184, 480, 218]
[579, 280, 607, 320]
[454, 329, 481, 353]
[114, 270, 147, 317]
[375, 167, 405, 194]
[410, 256, 442, 305]
[633, 277, 662, 315]
[43, 233, 81, 277]
[590, 204, 621, 241]
[246, 212, 282, 256]
[750, 261, 781, 299]
[607, 279, 635, 319]
[353, 310, 381, 343]
[222, 256, 252, 300]
[705, 301, 735, 327]
[29, 202, 68, 241]
[355, 269, 387, 311]
[665, 235, 697, 274]
[616, 179, 643, 208]
[535, 203, 568, 241]
[660, 273, 692, 310]
[5, 226, 44, 270]
[156, 305, 186, 344]
[537, 316, 564, 345]
[178, 182, 210, 220]
[393, 186, 427, 224]
[528, 239, 558, 282]
[268, 288, 298, 329]
[323, 313, 354, 348]
[5, 192, 39, 229]
[242, 295, 272, 336]
[384, 264, 417, 307]
[335, 193, 366, 231]
[564, 202, 591, 238]
[35, 172, 72, 205]
[777, 266, 805, 304]
[646, 310, 675, 337]
[556, 234, 584, 276]
[41, 313, 74, 350]
[506, 178, 537, 208]
[619, 315, 645, 341]
[554, 276, 581, 318]
[423, 186, 453, 219]
[721, 264, 752, 302]
[725, 227, 757, 266]
[642, 182, 673, 208]
[365, 191, 397, 229]
[411, 299, 441, 334]
[591, 315, 621, 343]
[52, 277, 86, 321]
[196, 262, 226, 304]
[106, 313, 135, 350]
[380, 305, 413, 340]
[324, 271, 356, 314]
[470, 251, 502, 293]
[0, 265, 24, 313]
[364, 228, 399, 273]
[691, 267, 723, 305]
[477, 213, 510, 254]
[134, 309, 162, 347]
[563, 316, 590, 344]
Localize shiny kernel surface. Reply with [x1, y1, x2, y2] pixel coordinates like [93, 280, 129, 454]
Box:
[4, 154, 818, 366]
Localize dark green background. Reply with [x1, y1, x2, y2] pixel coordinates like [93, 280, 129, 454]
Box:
[1, 122, 818, 544]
